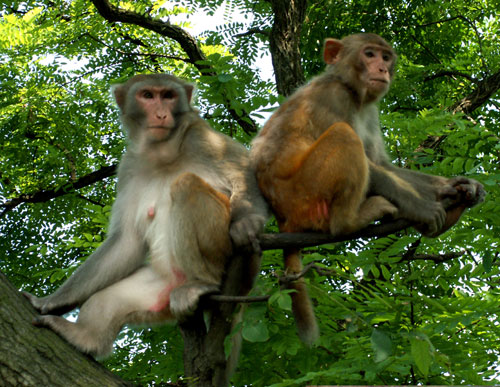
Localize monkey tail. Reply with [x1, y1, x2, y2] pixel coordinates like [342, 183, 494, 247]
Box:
[284, 248, 319, 346]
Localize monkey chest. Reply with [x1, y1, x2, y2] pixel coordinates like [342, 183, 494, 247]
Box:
[129, 167, 229, 243]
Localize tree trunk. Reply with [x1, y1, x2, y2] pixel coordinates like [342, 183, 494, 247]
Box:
[179, 251, 259, 387]
[0, 272, 132, 387]
[269, 0, 308, 96]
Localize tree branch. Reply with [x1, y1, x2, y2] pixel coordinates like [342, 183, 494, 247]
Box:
[259, 218, 412, 251]
[89, 0, 258, 134]
[90, 0, 207, 72]
[234, 27, 270, 38]
[400, 251, 464, 263]
[0, 164, 117, 217]
[424, 70, 477, 83]
[450, 69, 500, 114]
[210, 294, 270, 303]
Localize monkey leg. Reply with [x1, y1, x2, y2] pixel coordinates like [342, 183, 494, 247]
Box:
[34, 267, 174, 357]
[276, 122, 369, 235]
[166, 172, 233, 319]
[356, 195, 398, 228]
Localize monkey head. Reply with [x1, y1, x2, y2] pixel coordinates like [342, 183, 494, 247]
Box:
[323, 33, 396, 103]
[112, 74, 195, 144]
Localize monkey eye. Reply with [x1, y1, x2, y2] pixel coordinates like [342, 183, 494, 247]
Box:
[364, 49, 375, 58]
[142, 90, 154, 99]
[162, 90, 176, 99]
[382, 53, 392, 62]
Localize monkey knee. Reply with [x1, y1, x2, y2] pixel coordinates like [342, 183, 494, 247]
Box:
[171, 172, 205, 197]
[171, 172, 230, 209]
[326, 122, 356, 137]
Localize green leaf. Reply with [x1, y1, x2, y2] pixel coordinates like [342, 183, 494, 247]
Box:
[217, 73, 232, 83]
[483, 251, 492, 273]
[277, 292, 292, 311]
[371, 328, 392, 362]
[410, 335, 432, 377]
[242, 321, 269, 343]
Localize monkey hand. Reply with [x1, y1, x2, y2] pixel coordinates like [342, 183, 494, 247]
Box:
[403, 199, 447, 237]
[229, 214, 266, 253]
[22, 292, 76, 315]
[446, 177, 486, 208]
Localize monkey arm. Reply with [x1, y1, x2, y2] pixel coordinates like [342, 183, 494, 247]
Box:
[369, 161, 485, 236]
[368, 161, 447, 235]
[228, 169, 269, 250]
[27, 229, 147, 315]
[380, 161, 485, 208]
[222, 151, 269, 250]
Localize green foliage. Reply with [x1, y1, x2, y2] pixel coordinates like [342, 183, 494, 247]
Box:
[1, 0, 500, 386]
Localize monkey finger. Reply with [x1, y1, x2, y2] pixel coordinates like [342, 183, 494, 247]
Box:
[455, 182, 485, 205]
[448, 176, 472, 187]
[230, 215, 265, 249]
[250, 235, 261, 255]
[438, 184, 459, 199]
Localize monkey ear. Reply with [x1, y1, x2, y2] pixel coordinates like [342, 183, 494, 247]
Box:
[184, 84, 194, 103]
[323, 39, 343, 65]
[111, 84, 126, 113]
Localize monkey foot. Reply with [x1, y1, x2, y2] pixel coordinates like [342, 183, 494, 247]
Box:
[170, 283, 219, 319]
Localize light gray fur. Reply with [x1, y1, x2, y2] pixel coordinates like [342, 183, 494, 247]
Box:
[26, 74, 268, 358]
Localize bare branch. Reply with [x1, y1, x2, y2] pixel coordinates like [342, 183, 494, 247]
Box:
[234, 27, 270, 38]
[1, 165, 117, 217]
[209, 294, 270, 303]
[424, 70, 477, 83]
[259, 219, 412, 251]
[401, 251, 465, 263]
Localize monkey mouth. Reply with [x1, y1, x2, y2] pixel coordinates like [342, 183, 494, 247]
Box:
[370, 78, 388, 84]
[147, 126, 172, 141]
[148, 126, 171, 130]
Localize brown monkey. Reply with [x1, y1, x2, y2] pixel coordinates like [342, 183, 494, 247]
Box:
[24, 74, 268, 357]
[251, 33, 485, 345]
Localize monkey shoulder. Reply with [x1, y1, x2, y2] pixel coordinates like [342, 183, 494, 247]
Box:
[183, 116, 250, 167]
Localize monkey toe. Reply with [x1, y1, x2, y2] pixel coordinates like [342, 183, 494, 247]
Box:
[32, 315, 52, 327]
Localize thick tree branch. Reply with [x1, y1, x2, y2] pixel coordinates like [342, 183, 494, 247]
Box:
[259, 218, 411, 251]
[450, 69, 500, 114]
[89, 0, 258, 134]
[90, 0, 207, 71]
[0, 272, 132, 386]
[418, 68, 500, 151]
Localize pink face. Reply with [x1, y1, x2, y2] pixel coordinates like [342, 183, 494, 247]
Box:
[136, 86, 179, 142]
[360, 44, 394, 97]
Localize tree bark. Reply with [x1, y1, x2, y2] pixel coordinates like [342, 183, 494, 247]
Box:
[0, 272, 132, 387]
[269, 0, 308, 96]
[179, 250, 258, 387]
